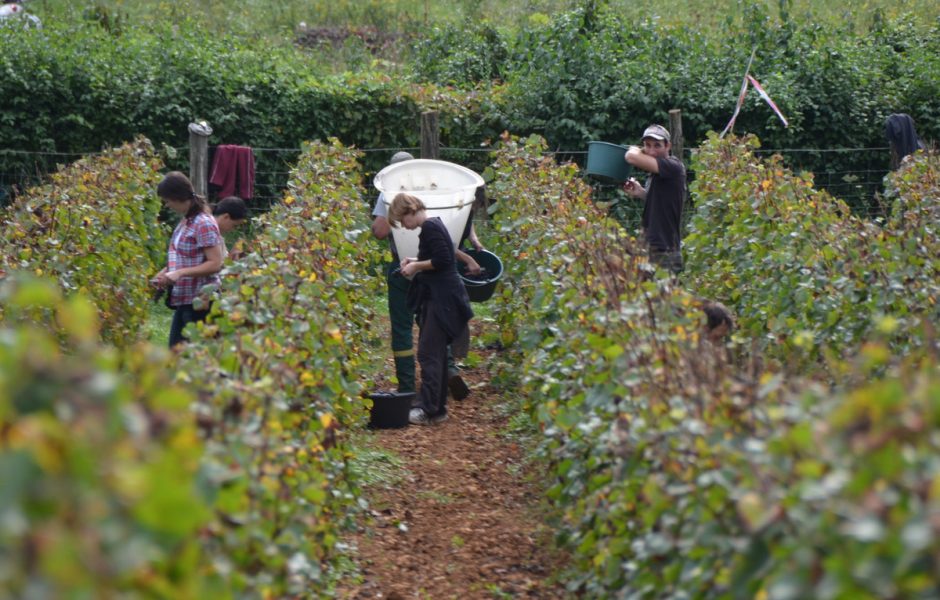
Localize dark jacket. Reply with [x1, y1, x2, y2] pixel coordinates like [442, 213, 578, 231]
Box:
[885, 113, 924, 164]
[407, 217, 473, 340]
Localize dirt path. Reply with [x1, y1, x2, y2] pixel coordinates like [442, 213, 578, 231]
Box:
[339, 329, 569, 599]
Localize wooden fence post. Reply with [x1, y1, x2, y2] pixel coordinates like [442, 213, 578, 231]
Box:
[188, 120, 212, 197]
[668, 109, 684, 163]
[421, 111, 440, 159]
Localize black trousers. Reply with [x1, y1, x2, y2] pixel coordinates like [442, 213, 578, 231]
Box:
[416, 305, 450, 418]
[650, 249, 683, 275]
[168, 303, 209, 348]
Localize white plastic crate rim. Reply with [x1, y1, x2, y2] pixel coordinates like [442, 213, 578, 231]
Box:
[374, 159, 484, 271]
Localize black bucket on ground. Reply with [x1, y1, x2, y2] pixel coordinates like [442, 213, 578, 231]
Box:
[457, 249, 503, 303]
[368, 391, 415, 429]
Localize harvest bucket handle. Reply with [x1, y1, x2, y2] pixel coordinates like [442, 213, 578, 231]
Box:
[383, 198, 468, 211]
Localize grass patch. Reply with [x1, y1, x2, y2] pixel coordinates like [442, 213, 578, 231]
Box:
[144, 301, 173, 347]
[418, 490, 457, 505]
[483, 584, 514, 600]
[347, 432, 408, 489]
[32, 0, 940, 43]
[462, 350, 484, 369]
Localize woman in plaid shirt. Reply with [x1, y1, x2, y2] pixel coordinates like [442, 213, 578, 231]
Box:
[150, 172, 223, 348]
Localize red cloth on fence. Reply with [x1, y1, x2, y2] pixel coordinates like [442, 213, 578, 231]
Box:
[209, 145, 255, 200]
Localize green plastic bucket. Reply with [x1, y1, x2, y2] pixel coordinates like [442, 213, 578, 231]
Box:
[585, 141, 632, 183]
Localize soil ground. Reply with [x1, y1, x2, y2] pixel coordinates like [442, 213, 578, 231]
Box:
[338, 322, 570, 599]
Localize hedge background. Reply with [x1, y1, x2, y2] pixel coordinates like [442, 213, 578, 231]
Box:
[2, 7, 938, 214]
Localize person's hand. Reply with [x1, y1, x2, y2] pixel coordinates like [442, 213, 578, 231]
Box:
[150, 268, 169, 288]
[401, 261, 418, 277]
[400, 257, 418, 277]
[623, 177, 645, 199]
[472, 239, 484, 252]
[165, 270, 182, 284]
[465, 258, 482, 276]
[150, 272, 172, 289]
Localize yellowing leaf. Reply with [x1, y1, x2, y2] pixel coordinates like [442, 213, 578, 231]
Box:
[669, 407, 687, 421]
[875, 315, 899, 334]
[792, 330, 814, 348]
[56, 295, 99, 344]
[737, 492, 765, 531]
[929, 474, 940, 502]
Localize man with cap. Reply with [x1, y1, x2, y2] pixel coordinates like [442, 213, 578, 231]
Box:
[372, 151, 418, 394]
[371, 151, 471, 400]
[623, 124, 686, 274]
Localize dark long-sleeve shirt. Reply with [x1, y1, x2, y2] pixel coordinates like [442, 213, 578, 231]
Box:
[407, 217, 473, 340]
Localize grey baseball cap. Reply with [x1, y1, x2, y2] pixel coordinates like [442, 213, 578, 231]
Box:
[642, 125, 670, 143]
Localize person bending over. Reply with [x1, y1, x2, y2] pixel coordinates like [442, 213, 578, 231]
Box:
[389, 193, 473, 425]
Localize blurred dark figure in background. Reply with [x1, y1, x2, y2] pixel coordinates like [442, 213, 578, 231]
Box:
[885, 113, 925, 170]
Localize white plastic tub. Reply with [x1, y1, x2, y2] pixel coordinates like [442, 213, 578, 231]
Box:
[374, 159, 484, 273]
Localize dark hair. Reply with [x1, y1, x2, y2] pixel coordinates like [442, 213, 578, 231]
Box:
[157, 171, 206, 218]
[213, 196, 248, 220]
[703, 302, 734, 332]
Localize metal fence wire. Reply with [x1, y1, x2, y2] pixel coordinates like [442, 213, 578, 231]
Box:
[1, 144, 893, 228]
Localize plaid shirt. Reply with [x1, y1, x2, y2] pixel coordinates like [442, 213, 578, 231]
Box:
[168, 212, 221, 307]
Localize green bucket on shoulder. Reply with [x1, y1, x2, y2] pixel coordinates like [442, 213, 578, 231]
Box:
[585, 141, 632, 183]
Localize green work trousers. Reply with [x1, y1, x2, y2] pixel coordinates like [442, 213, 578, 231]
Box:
[387, 261, 416, 393]
[386, 261, 459, 395]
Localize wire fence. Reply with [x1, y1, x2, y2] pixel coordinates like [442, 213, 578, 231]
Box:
[1, 143, 893, 229]
[0, 149, 92, 206]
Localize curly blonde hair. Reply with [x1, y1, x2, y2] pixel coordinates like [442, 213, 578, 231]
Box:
[388, 193, 426, 227]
